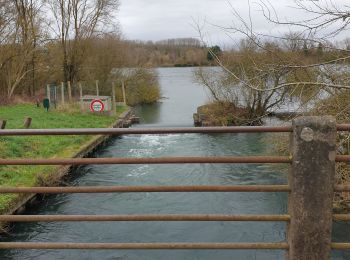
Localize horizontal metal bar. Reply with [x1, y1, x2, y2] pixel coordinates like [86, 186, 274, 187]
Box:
[336, 155, 350, 162]
[333, 214, 350, 221]
[0, 214, 290, 222]
[0, 125, 348, 137]
[0, 126, 293, 136]
[337, 124, 350, 131]
[332, 243, 350, 250]
[334, 185, 350, 192]
[0, 242, 289, 250]
[4, 154, 350, 165]
[0, 156, 292, 165]
[0, 185, 290, 193]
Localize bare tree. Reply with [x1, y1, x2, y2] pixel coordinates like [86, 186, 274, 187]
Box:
[14, 0, 43, 96]
[261, 0, 350, 39]
[195, 0, 350, 124]
[45, 0, 119, 83]
[0, 0, 43, 99]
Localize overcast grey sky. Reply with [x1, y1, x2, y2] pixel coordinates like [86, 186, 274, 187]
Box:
[118, 0, 349, 46]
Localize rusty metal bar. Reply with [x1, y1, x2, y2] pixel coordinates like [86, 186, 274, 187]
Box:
[0, 126, 293, 136]
[334, 185, 350, 192]
[0, 124, 349, 136]
[0, 185, 290, 193]
[0, 214, 290, 222]
[0, 156, 292, 165]
[336, 155, 350, 162]
[333, 214, 350, 221]
[0, 242, 289, 250]
[337, 124, 350, 131]
[332, 243, 350, 249]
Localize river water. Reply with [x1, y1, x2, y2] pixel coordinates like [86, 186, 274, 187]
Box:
[0, 67, 349, 259]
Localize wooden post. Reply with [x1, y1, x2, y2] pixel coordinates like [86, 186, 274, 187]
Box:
[46, 84, 50, 102]
[23, 117, 32, 128]
[111, 82, 116, 116]
[61, 82, 65, 104]
[288, 116, 336, 260]
[0, 120, 6, 129]
[67, 81, 72, 102]
[96, 80, 99, 97]
[122, 80, 126, 106]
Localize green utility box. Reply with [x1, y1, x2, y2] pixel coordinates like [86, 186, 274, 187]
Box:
[43, 98, 50, 111]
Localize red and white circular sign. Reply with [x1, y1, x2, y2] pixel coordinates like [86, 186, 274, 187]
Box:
[90, 99, 105, 112]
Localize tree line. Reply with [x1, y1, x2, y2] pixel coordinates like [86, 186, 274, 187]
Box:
[1, 1, 200, 104]
[125, 38, 211, 67]
[0, 0, 213, 105]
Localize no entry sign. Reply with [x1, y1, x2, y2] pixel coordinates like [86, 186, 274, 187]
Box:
[90, 99, 105, 112]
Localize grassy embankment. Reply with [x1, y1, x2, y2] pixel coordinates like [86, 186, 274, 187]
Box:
[0, 104, 127, 213]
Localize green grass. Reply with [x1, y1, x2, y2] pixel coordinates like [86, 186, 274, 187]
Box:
[0, 103, 128, 213]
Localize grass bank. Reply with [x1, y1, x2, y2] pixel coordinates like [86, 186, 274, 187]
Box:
[0, 104, 127, 214]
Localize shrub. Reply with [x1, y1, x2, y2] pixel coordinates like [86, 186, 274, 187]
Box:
[124, 68, 161, 106]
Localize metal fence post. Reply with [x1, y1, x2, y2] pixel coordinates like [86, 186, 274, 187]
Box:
[288, 116, 336, 260]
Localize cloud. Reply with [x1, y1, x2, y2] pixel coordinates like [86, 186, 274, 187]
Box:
[118, 0, 350, 46]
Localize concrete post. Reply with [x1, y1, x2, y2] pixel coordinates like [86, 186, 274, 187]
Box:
[46, 84, 50, 102]
[121, 80, 126, 106]
[67, 81, 72, 102]
[111, 82, 116, 116]
[96, 80, 99, 97]
[79, 83, 83, 110]
[288, 116, 336, 260]
[54, 85, 57, 108]
[61, 82, 65, 104]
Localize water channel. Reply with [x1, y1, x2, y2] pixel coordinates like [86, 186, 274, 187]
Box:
[1, 67, 349, 259]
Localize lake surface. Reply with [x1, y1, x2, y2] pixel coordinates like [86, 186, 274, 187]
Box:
[0, 67, 349, 259]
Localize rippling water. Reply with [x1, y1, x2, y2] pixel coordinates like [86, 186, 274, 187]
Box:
[0, 67, 348, 259]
